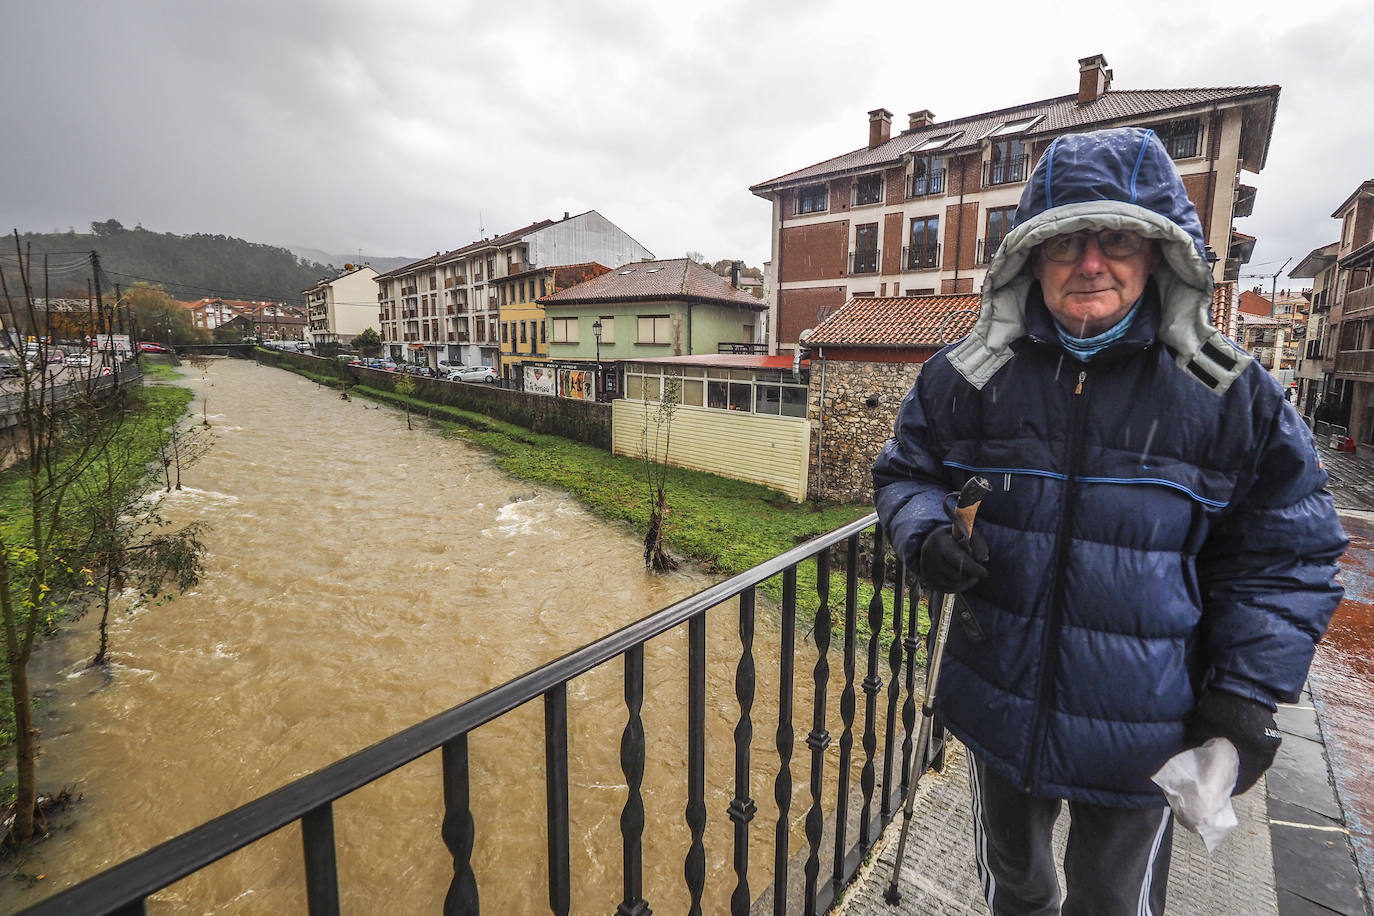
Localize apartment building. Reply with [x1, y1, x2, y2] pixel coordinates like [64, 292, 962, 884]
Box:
[1290, 242, 1339, 415]
[303, 265, 379, 347]
[375, 210, 653, 369]
[749, 54, 1279, 351]
[496, 262, 612, 383]
[1311, 180, 1374, 448]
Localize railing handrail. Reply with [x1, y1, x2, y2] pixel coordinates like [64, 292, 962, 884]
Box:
[21, 512, 882, 916]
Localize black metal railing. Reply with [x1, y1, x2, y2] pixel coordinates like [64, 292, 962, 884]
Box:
[906, 170, 945, 199]
[21, 515, 935, 916]
[977, 237, 1004, 265]
[983, 155, 1028, 187]
[903, 244, 940, 271]
[849, 249, 880, 275]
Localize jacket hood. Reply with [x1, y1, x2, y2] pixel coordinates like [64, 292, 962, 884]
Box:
[948, 127, 1250, 394]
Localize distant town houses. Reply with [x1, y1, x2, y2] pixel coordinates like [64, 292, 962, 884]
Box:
[182, 298, 308, 340]
[303, 264, 379, 347]
[1292, 180, 1374, 451]
[373, 210, 653, 373]
[748, 53, 1277, 353]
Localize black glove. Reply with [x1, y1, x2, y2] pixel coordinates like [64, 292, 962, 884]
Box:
[919, 525, 989, 594]
[1186, 690, 1281, 795]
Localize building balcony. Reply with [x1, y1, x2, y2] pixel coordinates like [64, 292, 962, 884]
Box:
[902, 244, 940, 271]
[1335, 348, 1374, 377]
[984, 155, 1029, 187]
[977, 238, 1004, 265]
[907, 170, 945, 199]
[1342, 284, 1374, 320]
[849, 248, 880, 275]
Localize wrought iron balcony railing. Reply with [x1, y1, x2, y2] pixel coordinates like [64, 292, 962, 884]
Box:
[849, 248, 880, 275]
[906, 170, 945, 199]
[22, 517, 940, 916]
[983, 156, 1028, 187]
[977, 237, 1004, 265]
[902, 244, 940, 271]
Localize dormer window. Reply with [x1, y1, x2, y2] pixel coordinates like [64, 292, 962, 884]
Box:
[990, 115, 1041, 137]
[854, 174, 884, 206]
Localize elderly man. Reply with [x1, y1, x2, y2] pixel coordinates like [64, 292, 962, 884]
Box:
[872, 128, 1346, 914]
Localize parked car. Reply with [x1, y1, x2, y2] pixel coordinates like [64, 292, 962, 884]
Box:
[64, 352, 92, 367]
[0, 355, 19, 378]
[377, 359, 397, 371]
[450, 365, 497, 383]
[138, 341, 170, 353]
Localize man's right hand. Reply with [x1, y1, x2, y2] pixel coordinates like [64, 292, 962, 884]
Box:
[919, 526, 989, 593]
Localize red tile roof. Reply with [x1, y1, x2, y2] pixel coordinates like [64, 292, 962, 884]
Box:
[806, 295, 980, 347]
[539, 258, 766, 310]
[751, 86, 1279, 192]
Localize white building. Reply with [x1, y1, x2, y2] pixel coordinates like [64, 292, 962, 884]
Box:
[303, 265, 381, 347]
[375, 211, 653, 368]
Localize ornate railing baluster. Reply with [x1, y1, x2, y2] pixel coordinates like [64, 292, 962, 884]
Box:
[882, 549, 906, 819]
[544, 685, 571, 916]
[772, 565, 798, 916]
[616, 645, 650, 916]
[803, 547, 833, 916]
[301, 803, 340, 916]
[441, 735, 479, 915]
[685, 614, 708, 915]
[860, 526, 886, 845]
[831, 534, 860, 893]
[729, 586, 758, 916]
[900, 578, 923, 799]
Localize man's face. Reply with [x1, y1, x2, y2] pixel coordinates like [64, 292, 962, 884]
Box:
[1032, 231, 1156, 337]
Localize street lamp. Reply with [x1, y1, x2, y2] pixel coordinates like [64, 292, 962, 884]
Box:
[591, 318, 603, 400]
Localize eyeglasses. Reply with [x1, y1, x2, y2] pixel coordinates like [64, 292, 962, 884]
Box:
[1039, 229, 1146, 263]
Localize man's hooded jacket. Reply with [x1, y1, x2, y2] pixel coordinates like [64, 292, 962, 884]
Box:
[871, 128, 1346, 807]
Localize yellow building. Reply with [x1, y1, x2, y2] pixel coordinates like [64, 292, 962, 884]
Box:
[497, 262, 610, 382]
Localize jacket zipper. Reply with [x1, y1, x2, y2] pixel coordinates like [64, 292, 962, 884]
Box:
[1023, 368, 1088, 791]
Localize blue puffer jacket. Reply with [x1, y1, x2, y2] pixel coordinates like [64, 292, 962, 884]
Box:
[871, 128, 1347, 807]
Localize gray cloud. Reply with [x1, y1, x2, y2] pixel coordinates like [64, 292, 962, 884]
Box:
[2, 0, 1365, 287]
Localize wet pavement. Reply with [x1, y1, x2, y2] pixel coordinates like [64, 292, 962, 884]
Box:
[839, 441, 1374, 915]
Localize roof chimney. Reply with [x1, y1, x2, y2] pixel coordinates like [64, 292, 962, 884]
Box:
[731, 260, 741, 288]
[1077, 54, 1111, 105]
[868, 108, 893, 149]
[907, 109, 935, 131]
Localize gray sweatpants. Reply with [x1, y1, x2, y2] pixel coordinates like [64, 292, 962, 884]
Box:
[967, 754, 1174, 915]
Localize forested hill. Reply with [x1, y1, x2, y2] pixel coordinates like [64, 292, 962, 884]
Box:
[9, 220, 338, 303]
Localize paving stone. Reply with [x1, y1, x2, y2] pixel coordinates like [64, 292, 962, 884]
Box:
[1270, 822, 1367, 916]
[1278, 701, 1324, 743]
[1270, 733, 1343, 821]
[1277, 887, 1350, 915]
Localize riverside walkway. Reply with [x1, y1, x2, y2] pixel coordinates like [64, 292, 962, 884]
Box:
[838, 446, 1374, 916]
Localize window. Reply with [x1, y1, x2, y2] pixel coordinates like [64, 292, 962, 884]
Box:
[597, 316, 615, 344]
[539, 278, 547, 297]
[987, 137, 1028, 185]
[982, 206, 1016, 264]
[991, 116, 1039, 137]
[909, 216, 939, 270]
[905, 288, 935, 296]
[551, 317, 578, 343]
[520, 321, 527, 343]
[909, 154, 946, 197]
[1155, 118, 1200, 160]
[501, 285, 508, 306]
[638, 315, 672, 344]
[796, 184, 827, 215]
[852, 223, 879, 274]
[855, 174, 883, 206]
[540, 320, 546, 343]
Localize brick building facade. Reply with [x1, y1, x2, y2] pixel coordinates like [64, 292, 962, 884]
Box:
[751, 54, 1279, 353]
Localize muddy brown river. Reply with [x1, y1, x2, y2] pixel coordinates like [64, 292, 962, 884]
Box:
[3, 359, 879, 914]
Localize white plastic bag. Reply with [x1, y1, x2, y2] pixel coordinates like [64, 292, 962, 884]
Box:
[1150, 737, 1239, 853]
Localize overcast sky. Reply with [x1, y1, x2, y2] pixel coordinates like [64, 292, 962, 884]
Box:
[3, 0, 1369, 290]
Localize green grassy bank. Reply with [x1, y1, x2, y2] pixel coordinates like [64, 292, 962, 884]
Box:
[0, 378, 194, 754]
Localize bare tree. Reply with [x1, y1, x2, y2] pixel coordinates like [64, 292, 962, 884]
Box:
[641, 376, 680, 572]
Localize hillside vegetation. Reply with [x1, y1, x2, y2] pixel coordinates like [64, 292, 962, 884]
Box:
[10, 220, 336, 303]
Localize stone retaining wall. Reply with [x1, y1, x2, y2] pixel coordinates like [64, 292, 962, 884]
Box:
[256, 349, 612, 449]
[808, 359, 921, 503]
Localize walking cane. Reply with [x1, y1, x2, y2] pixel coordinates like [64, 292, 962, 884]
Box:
[884, 475, 991, 905]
